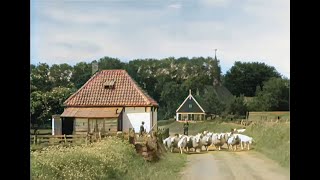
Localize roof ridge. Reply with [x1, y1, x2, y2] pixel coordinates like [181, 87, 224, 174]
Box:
[122, 71, 153, 105]
[63, 71, 101, 106]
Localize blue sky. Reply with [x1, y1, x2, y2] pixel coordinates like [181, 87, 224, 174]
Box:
[31, 0, 290, 78]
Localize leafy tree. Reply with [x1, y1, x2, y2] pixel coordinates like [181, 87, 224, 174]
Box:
[224, 61, 281, 96]
[249, 77, 289, 111]
[70, 62, 92, 89]
[158, 81, 186, 120]
[195, 90, 226, 117]
[49, 63, 74, 88]
[228, 95, 248, 118]
[30, 63, 53, 92]
[98, 56, 125, 70]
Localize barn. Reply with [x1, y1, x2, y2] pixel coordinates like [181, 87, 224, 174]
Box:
[175, 90, 206, 121]
[53, 69, 159, 135]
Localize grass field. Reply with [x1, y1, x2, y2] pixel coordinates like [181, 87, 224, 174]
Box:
[248, 111, 290, 121]
[31, 136, 187, 180]
[159, 120, 290, 168]
[30, 129, 52, 135]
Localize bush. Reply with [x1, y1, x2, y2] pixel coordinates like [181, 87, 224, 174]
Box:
[31, 136, 187, 180]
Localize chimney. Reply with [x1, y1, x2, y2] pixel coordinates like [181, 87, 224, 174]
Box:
[92, 60, 98, 75]
[196, 88, 200, 96]
[189, 89, 191, 95]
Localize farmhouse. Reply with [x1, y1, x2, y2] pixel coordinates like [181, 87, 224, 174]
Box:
[176, 90, 206, 121]
[54, 69, 158, 135]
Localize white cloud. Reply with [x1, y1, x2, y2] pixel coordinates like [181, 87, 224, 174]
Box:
[31, 0, 290, 78]
[168, 3, 182, 9]
[200, 0, 231, 7]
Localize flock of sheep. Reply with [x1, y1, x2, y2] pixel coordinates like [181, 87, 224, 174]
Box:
[162, 128, 254, 154]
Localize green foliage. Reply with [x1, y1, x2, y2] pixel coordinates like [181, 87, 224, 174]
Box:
[224, 61, 281, 96]
[49, 63, 74, 88]
[70, 62, 92, 89]
[245, 123, 290, 168]
[249, 78, 289, 111]
[31, 63, 53, 92]
[31, 87, 75, 125]
[98, 56, 125, 70]
[228, 95, 248, 118]
[31, 137, 187, 180]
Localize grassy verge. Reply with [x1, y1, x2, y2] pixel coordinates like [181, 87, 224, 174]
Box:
[245, 122, 290, 168]
[157, 119, 176, 127]
[160, 120, 289, 168]
[31, 136, 187, 180]
[30, 129, 52, 135]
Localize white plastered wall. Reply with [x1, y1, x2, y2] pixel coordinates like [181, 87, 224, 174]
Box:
[123, 107, 151, 133]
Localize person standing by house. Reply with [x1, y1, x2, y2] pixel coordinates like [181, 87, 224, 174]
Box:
[183, 120, 189, 135]
[140, 121, 145, 136]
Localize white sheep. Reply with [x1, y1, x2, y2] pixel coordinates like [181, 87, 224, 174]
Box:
[236, 134, 254, 150]
[177, 136, 188, 154]
[227, 134, 241, 151]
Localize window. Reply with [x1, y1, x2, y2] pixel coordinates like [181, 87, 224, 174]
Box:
[104, 80, 115, 89]
[189, 104, 192, 108]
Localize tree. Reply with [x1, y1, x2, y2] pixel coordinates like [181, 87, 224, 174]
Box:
[159, 81, 186, 120]
[98, 56, 125, 70]
[224, 61, 281, 96]
[30, 63, 53, 92]
[249, 77, 289, 111]
[49, 63, 74, 88]
[195, 90, 226, 117]
[30, 87, 75, 127]
[70, 62, 92, 89]
[228, 95, 248, 118]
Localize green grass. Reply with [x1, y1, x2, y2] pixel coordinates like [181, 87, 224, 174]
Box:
[161, 120, 290, 169]
[248, 111, 290, 121]
[30, 129, 52, 135]
[157, 119, 176, 127]
[159, 120, 244, 135]
[31, 136, 187, 180]
[245, 122, 290, 168]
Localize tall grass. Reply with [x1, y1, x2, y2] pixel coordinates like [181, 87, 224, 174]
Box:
[245, 122, 290, 168]
[31, 136, 187, 180]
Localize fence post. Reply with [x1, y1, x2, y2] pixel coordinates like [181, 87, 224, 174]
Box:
[33, 135, 36, 145]
[64, 134, 67, 143]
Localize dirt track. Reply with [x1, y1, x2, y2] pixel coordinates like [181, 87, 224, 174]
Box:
[180, 148, 289, 180]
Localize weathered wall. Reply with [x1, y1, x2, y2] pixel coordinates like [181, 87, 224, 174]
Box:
[123, 107, 151, 133]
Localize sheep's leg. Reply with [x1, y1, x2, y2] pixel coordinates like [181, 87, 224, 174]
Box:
[241, 142, 244, 150]
[180, 147, 182, 154]
[218, 146, 221, 151]
[248, 144, 250, 150]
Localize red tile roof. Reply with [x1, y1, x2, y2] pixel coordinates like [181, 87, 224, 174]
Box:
[64, 70, 158, 107]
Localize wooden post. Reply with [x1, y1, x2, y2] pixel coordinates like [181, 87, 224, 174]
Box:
[33, 135, 36, 145]
[85, 134, 88, 145]
[64, 134, 67, 143]
[99, 132, 101, 141]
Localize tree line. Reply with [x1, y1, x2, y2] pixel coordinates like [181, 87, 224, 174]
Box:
[31, 56, 289, 126]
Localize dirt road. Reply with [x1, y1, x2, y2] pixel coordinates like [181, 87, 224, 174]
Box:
[180, 148, 289, 180]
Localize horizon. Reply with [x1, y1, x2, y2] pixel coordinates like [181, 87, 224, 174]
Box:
[31, 0, 290, 78]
